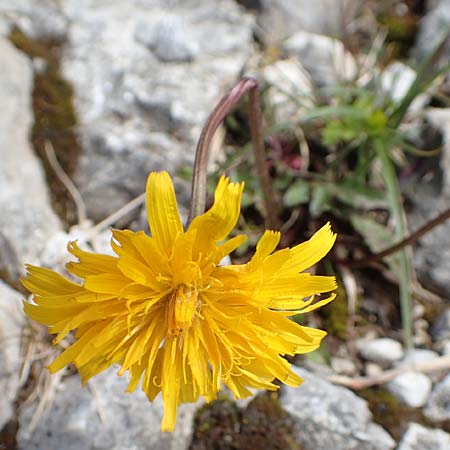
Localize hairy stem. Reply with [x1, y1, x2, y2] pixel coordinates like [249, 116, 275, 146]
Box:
[187, 78, 279, 229]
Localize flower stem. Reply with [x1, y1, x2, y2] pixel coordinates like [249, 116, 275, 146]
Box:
[188, 78, 280, 229]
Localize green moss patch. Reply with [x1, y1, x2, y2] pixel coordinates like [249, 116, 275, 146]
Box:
[190, 394, 302, 450]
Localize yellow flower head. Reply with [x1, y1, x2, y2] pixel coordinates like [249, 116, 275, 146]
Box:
[23, 171, 337, 431]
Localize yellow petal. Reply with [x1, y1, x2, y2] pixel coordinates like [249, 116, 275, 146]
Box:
[66, 241, 119, 278]
[22, 265, 82, 296]
[283, 222, 336, 273]
[247, 230, 280, 271]
[188, 176, 244, 247]
[146, 171, 183, 253]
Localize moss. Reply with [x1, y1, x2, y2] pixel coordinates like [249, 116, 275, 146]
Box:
[321, 282, 349, 339]
[190, 394, 302, 450]
[360, 387, 450, 440]
[9, 27, 80, 226]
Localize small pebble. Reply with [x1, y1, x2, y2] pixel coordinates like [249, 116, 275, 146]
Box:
[387, 372, 432, 408]
[357, 338, 403, 365]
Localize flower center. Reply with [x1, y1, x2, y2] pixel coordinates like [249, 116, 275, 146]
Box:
[168, 284, 201, 335]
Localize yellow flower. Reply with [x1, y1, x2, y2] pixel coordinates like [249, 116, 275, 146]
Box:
[23, 171, 337, 432]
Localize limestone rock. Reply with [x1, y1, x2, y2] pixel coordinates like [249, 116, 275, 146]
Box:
[280, 367, 395, 450]
[0, 281, 25, 430]
[18, 366, 199, 450]
[59, 0, 254, 220]
[0, 37, 61, 270]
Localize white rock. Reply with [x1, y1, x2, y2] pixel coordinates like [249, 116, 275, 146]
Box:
[282, 30, 357, 87]
[357, 338, 404, 365]
[424, 373, 450, 422]
[397, 422, 450, 450]
[380, 62, 429, 114]
[263, 58, 315, 123]
[400, 348, 439, 366]
[387, 372, 432, 408]
[0, 37, 62, 271]
[256, 0, 363, 45]
[0, 281, 25, 430]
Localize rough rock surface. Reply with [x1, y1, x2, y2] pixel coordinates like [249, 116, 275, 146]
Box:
[58, 0, 254, 220]
[255, 0, 363, 44]
[424, 373, 450, 422]
[0, 281, 25, 430]
[406, 174, 450, 299]
[397, 422, 450, 450]
[430, 307, 450, 342]
[18, 366, 199, 450]
[0, 37, 61, 271]
[280, 367, 395, 450]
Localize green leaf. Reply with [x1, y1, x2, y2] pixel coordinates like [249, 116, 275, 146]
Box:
[332, 181, 386, 209]
[310, 185, 332, 217]
[283, 180, 310, 207]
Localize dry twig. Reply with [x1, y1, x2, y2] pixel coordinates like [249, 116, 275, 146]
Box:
[328, 355, 450, 389]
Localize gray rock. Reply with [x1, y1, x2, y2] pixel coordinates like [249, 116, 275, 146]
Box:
[18, 366, 199, 450]
[0, 38, 62, 268]
[59, 0, 254, 221]
[424, 373, 450, 422]
[413, 0, 450, 63]
[430, 307, 450, 341]
[387, 372, 432, 408]
[282, 30, 357, 88]
[406, 174, 450, 299]
[426, 109, 450, 197]
[280, 367, 395, 450]
[255, 0, 363, 45]
[356, 338, 404, 366]
[397, 422, 450, 450]
[0, 281, 25, 430]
